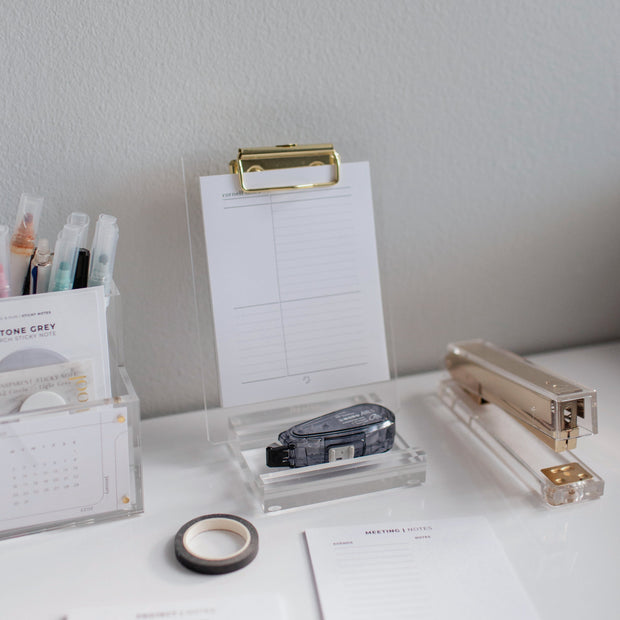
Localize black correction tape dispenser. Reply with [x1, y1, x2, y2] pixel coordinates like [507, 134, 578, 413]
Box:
[266, 403, 395, 468]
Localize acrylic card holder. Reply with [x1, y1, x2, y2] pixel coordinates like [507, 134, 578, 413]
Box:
[183, 146, 426, 512]
[0, 286, 143, 540]
[438, 340, 604, 506]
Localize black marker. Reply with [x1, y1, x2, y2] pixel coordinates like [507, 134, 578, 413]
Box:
[67, 212, 90, 288]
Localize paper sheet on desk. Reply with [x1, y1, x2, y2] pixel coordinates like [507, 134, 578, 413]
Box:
[200, 161, 390, 407]
[305, 517, 539, 620]
[64, 595, 286, 619]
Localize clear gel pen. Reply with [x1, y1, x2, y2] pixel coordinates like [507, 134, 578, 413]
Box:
[30, 238, 52, 294]
[88, 214, 119, 295]
[0, 225, 11, 298]
[49, 224, 81, 292]
[67, 212, 90, 288]
[9, 193, 44, 296]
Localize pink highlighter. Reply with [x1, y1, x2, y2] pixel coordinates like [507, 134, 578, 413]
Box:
[0, 224, 10, 298]
[9, 194, 44, 296]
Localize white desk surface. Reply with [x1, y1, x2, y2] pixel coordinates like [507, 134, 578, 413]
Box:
[2, 341, 619, 619]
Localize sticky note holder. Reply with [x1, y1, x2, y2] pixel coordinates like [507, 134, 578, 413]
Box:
[0, 287, 143, 540]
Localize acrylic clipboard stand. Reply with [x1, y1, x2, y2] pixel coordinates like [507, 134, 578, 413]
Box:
[0, 286, 143, 540]
[182, 146, 426, 512]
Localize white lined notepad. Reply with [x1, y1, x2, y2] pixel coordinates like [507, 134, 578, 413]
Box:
[305, 518, 539, 620]
[200, 161, 389, 407]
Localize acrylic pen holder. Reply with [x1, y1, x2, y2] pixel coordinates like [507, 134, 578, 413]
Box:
[0, 286, 143, 540]
[183, 150, 426, 512]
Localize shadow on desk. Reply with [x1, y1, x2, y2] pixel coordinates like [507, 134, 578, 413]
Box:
[402, 391, 545, 513]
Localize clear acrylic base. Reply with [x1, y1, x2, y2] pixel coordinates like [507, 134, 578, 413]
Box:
[438, 379, 604, 506]
[227, 390, 426, 512]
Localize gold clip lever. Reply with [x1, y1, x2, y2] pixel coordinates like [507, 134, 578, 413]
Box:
[229, 144, 341, 193]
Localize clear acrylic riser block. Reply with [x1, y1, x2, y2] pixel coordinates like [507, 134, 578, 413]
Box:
[438, 379, 604, 506]
[0, 288, 143, 540]
[225, 384, 426, 513]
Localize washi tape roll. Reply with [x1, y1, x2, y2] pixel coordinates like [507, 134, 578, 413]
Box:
[174, 513, 259, 574]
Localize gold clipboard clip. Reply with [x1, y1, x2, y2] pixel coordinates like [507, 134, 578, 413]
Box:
[229, 144, 341, 193]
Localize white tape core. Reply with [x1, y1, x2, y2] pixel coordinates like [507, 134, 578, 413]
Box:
[182, 517, 251, 561]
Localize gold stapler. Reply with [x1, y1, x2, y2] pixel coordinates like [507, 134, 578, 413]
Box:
[445, 340, 598, 452]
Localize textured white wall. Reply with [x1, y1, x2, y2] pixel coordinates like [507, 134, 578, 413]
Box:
[1, 1, 619, 417]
